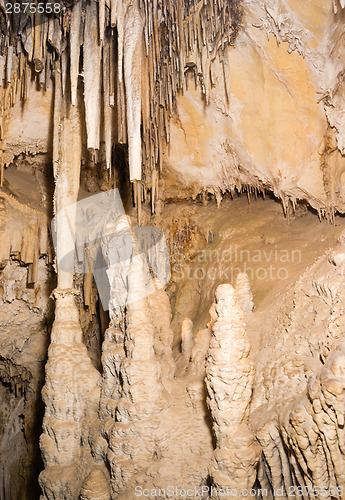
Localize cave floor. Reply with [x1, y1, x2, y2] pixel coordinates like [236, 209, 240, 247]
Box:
[156, 195, 345, 358]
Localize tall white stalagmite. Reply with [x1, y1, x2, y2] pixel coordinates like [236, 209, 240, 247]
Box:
[124, 2, 144, 181]
[102, 255, 166, 495]
[84, 0, 102, 150]
[206, 284, 261, 497]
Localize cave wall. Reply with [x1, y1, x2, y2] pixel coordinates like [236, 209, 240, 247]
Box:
[164, 0, 345, 215]
[2, 1, 345, 217]
[0, 258, 55, 498]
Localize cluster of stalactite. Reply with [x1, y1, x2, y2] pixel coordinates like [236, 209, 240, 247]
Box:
[333, 0, 345, 13]
[0, 191, 51, 283]
[0, 0, 242, 212]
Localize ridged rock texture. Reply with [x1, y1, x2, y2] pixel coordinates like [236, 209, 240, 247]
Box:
[0, 258, 55, 498]
[250, 230, 345, 499]
[205, 284, 261, 496]
[235, 272, 254, 314]
[99, 216, 175, 496]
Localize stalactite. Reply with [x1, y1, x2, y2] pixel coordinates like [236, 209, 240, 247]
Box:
[103, 35, 113, 171]
[117, 2, 124, 85]
[99, 0, 106, 43]
[70, 1, 82, 107]
[0, 190, 50, 275]
[33, 13, 44, 72]
[123, 2, 144, 182]
[109, 34, 116, 106]
[83, 0, 102, 151]
[6, 47, 13, 85]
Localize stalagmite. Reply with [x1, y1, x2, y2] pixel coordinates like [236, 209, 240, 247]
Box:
[102, 255, 166, 495]
[189, 328, 212, 376]
[181, 317, 194, 360]
[235, 272, 254, 314]
[6, 1, 345, 498]
[147, 278, 176, 379]
[206, 284, 261, 496]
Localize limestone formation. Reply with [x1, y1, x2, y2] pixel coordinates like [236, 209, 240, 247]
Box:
[181, 317, 194, 360]
[147, 279, 176, 380]
[189, 328, 212, 376]
[39, 69, 102, 499]
[205, 284, 261, 496]
[101, 256, 166, 496]
[235, 272, 254, 314]
[80, 468, 111, 500]
[250, 233, 345, 498]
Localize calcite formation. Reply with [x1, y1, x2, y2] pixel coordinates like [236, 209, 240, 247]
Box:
[98, 214, 177, 495]
[0, 0, 242, 216]
[0, 259, 55, 498]
[235, 272, 254, 314]
[101, 256, 167, 495]
[39, 66, 103, 498]
[0, 191, 51, 282]
[39, 291, 102, 499]
[4, 0, 345, 499]
[205, 284, 261, 496]
[250, 230, 345, 499]
[181, 317, 195, 360]
[1, 0, 345, 214]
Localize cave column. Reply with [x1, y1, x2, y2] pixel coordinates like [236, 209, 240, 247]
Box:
[39, 72, 108, 499]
